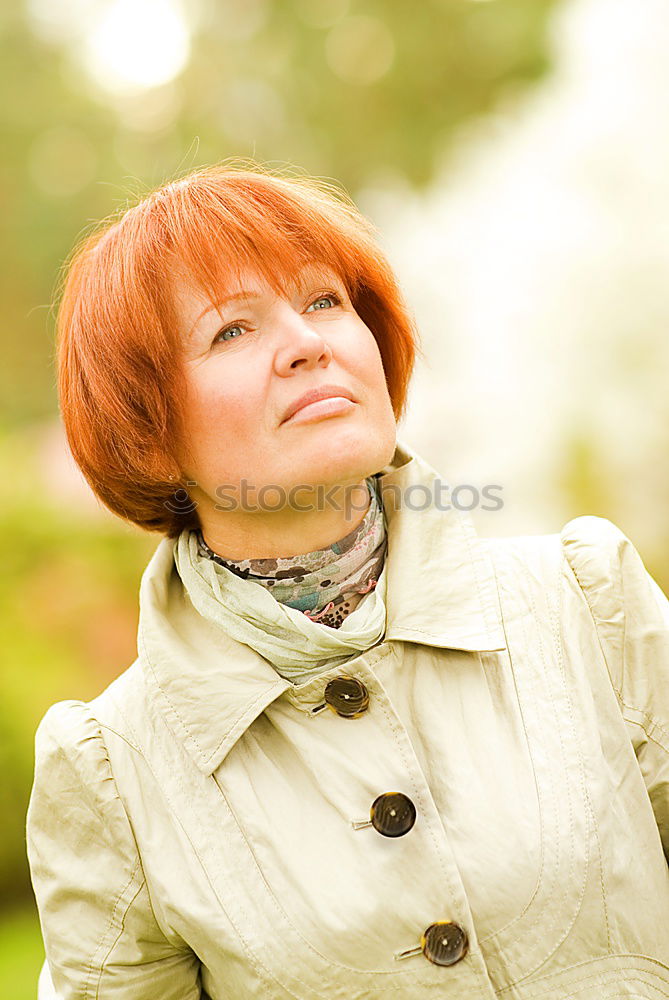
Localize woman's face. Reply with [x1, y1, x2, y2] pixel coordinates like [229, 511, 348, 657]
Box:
[172, 260, 397, 526]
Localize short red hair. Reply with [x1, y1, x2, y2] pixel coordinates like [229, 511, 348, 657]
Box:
[56, 161, 420, 537]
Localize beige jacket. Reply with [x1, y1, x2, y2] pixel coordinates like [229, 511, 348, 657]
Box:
[27, 441, 669, 999]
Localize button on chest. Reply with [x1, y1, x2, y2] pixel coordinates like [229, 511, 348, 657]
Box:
[322, 675, 370, 718]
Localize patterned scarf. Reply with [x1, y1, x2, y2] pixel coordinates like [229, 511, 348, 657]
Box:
[195, 476, 386, 631]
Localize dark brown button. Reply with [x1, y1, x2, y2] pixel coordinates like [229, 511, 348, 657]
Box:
[421, 922, 468, 966]
[323, 676, 369, 718]
[370, 792, 416, 837]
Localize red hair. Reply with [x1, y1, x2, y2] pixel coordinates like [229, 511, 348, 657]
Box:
[56, 161, 420, 537]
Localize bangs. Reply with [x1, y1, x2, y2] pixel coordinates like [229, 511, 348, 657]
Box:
[144, 169, 374, 331]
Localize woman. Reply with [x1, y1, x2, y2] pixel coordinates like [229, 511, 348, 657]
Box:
[27, 163, 669, 1000]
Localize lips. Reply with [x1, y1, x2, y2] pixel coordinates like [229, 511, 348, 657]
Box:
[281, 384, 356, 424]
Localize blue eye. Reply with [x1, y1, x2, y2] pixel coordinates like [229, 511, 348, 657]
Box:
[213, 323, 246, 345]
[307, 293, 340, 311]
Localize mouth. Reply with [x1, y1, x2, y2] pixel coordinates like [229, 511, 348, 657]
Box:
[282, 395, 357, 426]
[281, 384, 356, 424]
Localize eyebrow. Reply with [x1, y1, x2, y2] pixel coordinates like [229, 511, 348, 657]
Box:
[187, 291, 262, 338]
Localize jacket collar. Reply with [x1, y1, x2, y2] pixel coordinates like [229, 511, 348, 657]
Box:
[137, 439, 507, 774]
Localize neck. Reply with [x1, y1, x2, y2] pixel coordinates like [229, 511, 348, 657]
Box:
[197, 479, 372, 560]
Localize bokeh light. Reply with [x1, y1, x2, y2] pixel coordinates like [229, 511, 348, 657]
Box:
[83, 0, 190, 94]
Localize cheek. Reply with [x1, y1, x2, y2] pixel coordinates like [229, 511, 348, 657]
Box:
[348, 327, 387, 387]
[188, 371, 257, 430]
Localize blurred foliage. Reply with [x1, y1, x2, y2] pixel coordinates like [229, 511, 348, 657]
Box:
[0, 903, 45, 1000]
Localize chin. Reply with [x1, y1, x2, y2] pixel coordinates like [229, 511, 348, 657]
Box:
[299, 421, 396, 485]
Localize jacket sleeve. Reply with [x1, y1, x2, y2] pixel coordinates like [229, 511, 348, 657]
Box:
[561, 514, 669, 863]
[26, 700, 203, 1000]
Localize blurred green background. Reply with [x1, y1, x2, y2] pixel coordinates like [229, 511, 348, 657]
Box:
[4, 0, 669, 995]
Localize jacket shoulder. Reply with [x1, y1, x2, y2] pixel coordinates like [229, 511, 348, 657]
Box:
[558, 514, 654, 633]
[560, 515, 669, 699]
[32, 660, 148, 790]
[33, 697, 114, 786]
[30, 695, 136, 840]
[559, 513, 630, 589]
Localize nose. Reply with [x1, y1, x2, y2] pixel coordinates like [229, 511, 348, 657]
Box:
[272, 300, 333, 375]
